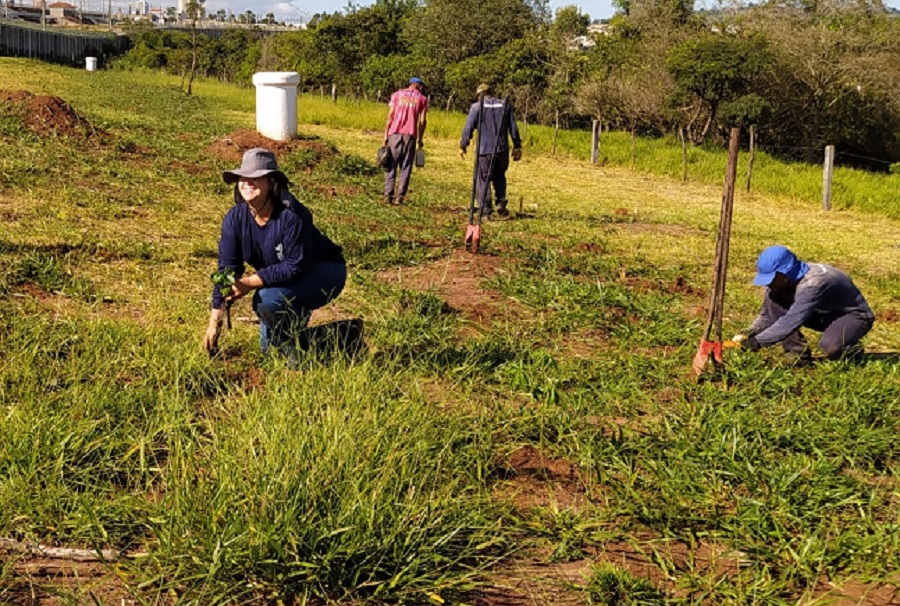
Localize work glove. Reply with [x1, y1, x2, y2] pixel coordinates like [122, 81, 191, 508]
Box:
[733, 334, 761, 351]
[512, 148, 522, 162]
[458, 148, 466, 161]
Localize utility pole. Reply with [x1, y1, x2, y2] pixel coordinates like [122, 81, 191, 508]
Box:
[108, 0, 112, 31]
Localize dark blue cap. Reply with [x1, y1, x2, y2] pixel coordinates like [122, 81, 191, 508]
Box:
[409, 77, 424, 85]
[754, 245, 801, 286]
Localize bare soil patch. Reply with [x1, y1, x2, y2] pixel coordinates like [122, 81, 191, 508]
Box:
[207, 129, 335, 167]
[813, 580, 900, 605]
[167, 160, 207, 175]
[0, 90, 102, 140]
[3, 557, 150, 606]
[494, 445, 589, 512]
[377, 248, 522, 324]
[477, 558, 590, 606]
[880, 308, 899, 323]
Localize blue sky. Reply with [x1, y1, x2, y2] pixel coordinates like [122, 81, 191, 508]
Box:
[202, 0, 899, 25]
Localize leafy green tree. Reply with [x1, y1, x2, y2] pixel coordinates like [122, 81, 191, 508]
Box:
[745, 5, 900, 164]
[552, 4, 590, 41]
[208, 29, 262, 84]
[359, 53, 442, 102]
[666, 33, 770, 143]
[404, 0, 549, 65]
[184, 0, 205, 95]
[536, 5, 593, 129]
[495, 34, 552, 126]
[298, 1, 417, 90]
[445, 55, 501, 109]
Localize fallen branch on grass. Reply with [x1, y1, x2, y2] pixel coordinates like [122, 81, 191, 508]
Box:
[0, 538, 129, 562]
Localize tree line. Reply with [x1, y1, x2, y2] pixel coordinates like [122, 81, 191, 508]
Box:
[117, 0, 900, 170]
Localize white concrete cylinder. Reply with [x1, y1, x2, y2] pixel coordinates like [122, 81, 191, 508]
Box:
[85, 57, 97, 72]
[252, 72, 300, 141]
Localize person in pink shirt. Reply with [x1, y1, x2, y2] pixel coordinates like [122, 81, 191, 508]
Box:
[382, 77, 428, 205]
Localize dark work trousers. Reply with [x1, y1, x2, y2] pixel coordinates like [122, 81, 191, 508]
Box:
[384, 134, 416, 200]
[476, 151, 510, 215]
[758, 293, 874, 359]
[252, 260, 347, 355]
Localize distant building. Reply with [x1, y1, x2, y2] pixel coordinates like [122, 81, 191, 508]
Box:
[131, 0, 148, 15]
[587, 22, 610, 36]
[569, 35, 595, 50]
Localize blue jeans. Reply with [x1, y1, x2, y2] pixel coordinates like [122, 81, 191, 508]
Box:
[252, 261, 347, 355]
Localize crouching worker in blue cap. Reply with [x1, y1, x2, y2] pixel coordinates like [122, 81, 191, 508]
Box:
[738, 245, 874, 361]
[204, 148, 346, 360]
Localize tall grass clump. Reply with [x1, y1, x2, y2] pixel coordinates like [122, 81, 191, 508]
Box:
[145, 359, 503, 604]
[586, 562, 666, 605]
[0, 309, 213, 546]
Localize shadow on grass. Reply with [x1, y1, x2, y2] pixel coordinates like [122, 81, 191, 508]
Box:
[301, 318, 367, 360]
[860, 351, 900, 363]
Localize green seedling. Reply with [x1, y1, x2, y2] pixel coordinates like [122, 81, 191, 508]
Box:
[211, 267, 236, 330]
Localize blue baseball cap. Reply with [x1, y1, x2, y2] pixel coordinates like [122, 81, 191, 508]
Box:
[753, 245, 802, 286]
[409, 77, 424, 85]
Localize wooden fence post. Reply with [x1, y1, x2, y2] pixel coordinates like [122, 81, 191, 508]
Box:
[591, 119, 600, 165]
[822, 144, 835, 210]
[331, 83, 337, 104]
[552, 109, 559, 156]
[679, 126, 687, 183]
[745, 124, 756, 193]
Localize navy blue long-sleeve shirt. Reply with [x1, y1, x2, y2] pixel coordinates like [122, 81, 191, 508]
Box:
[211, 192, 343, 310]
[460, 96, 522, 156]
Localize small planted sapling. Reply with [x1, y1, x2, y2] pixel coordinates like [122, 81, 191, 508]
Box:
[211, 267, 236, 330]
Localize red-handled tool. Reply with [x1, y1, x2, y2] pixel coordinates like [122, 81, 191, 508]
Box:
[692, 127, 740, 378]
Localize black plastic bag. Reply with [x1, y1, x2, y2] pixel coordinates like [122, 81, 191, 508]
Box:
[376, 145, 392, 171]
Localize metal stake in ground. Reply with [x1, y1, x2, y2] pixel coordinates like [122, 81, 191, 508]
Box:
[465, 94, 486, 253]
[692, 127, 740, 377]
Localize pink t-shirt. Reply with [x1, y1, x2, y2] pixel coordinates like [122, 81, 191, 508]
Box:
[387, 88, 428, 137]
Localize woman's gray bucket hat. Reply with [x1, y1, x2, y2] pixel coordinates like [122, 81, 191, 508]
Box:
[223, 148, 288, 185]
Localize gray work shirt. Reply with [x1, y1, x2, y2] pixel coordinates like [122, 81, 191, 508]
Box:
[751, 263, 874, 345]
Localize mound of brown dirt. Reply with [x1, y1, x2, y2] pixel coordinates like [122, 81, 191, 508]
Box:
[207, 129, 335, 166]
[1, 90, 101, 139]
[377, 249, 523, 324]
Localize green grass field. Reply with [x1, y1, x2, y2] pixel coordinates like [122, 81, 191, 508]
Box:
[0, 59, 898, 605]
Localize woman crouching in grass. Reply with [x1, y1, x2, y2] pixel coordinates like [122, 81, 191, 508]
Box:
[204, 148, 346, 361]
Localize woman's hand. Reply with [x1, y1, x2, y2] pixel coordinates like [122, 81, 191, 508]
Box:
[204, 308, 225, 354]
[228, 280, 253, 301]
[227, 275, 262, 302]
